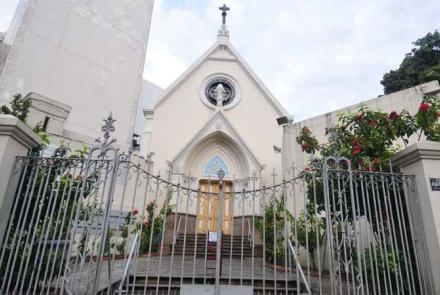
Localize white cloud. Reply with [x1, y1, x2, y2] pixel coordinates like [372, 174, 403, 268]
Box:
[1, 0, 439, 121]
[144, 0, 440, 120]
[0, 0, 19, 32]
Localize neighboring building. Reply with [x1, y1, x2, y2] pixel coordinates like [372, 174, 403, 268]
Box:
[0, 0, 155, 151]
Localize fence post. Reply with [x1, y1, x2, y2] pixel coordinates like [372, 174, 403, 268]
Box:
[0, 115, 41, 244]
[392, 141, 440, 295]
[215, 168, 225, 295]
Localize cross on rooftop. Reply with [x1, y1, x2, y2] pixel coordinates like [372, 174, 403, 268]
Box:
[219, 4, 230, 25]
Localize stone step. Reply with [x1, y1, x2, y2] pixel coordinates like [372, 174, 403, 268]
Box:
[174, 245, 254, 249]
[128, 276, 302, 288]
[171, 248, 263, 257]
[114, 276, 306, 295]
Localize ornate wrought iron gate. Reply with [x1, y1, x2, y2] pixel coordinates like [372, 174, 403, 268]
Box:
[0, 116, 433, 295]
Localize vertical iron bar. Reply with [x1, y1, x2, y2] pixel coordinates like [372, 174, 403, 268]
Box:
[251, 176, 256, 289]
[155, 167, 173, 295]
[168, 183, 181, 295]
[282, 178, 288, 295]
[271, 170, 277, 295]
[336, 170, 351, 293]
[368, 171, 389, 295]
[191, 188, 201, 284]
[262, 187, 266, 295]
[40, 162, 75, 295]
[215, 171, 225, 295]
[46, 163, 81, 294]
[30, 161, 67, 293]
[389, 169, 413, 295]
[228, 177, 236, 285]
[322, 159, 335, 295]
[347, 163, 365, 295]
[384, 171, 405, 294]
[74, 159, 111, 293]
[61, 151, 100, 294]
[142, 174, 161, 295]
[241, 189, 245, 285]
[127, 164, 143, 295]
[394, 176, 416, 295]
[11, 161, 54, 294]
[1, 160, 45, 294]
[302, 177, 310, 288]
[311, 164, 322, 295]
[379, 171, 401, 295]
[330, 173, 343, 295]
[203, 177, 212, 285]
[92, 152, 120, 295]
[179, 185, 191, 285]
[372, 172, 393, 295]
[358, 171, 378, 295]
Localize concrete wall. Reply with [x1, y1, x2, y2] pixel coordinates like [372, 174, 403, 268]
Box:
[290, 80, 440, 171]
[0, 0, 154, 150]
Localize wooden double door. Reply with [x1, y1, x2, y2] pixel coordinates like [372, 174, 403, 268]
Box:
[197, 180, 233, 235]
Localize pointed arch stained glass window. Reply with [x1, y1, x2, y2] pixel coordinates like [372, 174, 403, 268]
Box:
[204, 156, 229, 177]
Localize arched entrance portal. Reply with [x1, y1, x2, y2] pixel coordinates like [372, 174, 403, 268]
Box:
[183, 131, 251, 235]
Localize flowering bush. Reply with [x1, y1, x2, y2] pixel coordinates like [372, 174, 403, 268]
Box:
[296, 127, 319, 154]
[296, 95, 439, 291]
[415, 95, 440, 141]
[117, 196, 173, 256]
[296, 95, 440, 169]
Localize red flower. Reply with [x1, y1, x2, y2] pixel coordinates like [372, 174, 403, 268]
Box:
[352, 145, 362, 157]
[301, 143, 309, 152]
[419, 102, 430, 112]
[368, 119, 377, 127]
[389, 111, 398, 120]
[132, 209, 139, 215]
[352, 138, 359, 145]
[372, 157, 381, 166]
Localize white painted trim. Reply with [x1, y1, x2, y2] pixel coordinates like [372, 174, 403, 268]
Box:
[171, 111, 263, 171]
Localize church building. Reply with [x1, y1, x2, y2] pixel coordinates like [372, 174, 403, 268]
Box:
[142, 6, 289, 195]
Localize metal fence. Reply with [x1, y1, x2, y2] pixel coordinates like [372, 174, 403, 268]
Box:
[0, 116, 433, 295]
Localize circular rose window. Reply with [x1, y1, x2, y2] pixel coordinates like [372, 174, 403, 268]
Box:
[205, 78, 235, 106]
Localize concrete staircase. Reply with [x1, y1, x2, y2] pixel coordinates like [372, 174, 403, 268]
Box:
[115, 275, 307, 295]
[171, 233, 263, 258]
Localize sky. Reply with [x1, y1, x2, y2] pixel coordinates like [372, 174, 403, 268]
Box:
[1, 0, 440, 121]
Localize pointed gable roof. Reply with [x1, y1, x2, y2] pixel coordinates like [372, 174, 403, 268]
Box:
[151, 40, 289, 116]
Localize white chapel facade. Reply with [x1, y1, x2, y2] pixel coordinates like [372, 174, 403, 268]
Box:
[143, 9, 289, 194]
